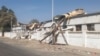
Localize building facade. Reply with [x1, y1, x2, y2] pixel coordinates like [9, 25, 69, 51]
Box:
[42, 12, 100, 49]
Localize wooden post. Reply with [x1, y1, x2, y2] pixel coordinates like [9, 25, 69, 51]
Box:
[40, 17, 69, 45]
[59, 27, 68, 45]
[52, 32, 56, 45]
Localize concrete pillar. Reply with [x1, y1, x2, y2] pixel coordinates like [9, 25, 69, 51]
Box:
[83, 31, 87, 47]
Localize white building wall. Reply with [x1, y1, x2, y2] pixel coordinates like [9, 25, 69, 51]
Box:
[69, 15, 100, 25]
[67, 32, 84, 46]
[0, 32, 2, 36]
[95, 24, 100, 31]
[56, 32, 67, 44]
[86, 32, 100, 49]
[57, 31, 100, 49]
[0, 32, 16, 39]
[82, 25, 87, 31]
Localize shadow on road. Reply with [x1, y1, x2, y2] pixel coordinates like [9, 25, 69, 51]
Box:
[0, 42, 39, 56]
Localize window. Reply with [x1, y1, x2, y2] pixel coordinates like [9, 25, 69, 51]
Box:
[87, 24, 95, 31]
[76, 25, 82, 31]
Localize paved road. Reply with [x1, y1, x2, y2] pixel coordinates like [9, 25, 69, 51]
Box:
[0, 42, 39, 56]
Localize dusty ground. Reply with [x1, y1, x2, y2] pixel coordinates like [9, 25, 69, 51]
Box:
[0, 37, 100, 56]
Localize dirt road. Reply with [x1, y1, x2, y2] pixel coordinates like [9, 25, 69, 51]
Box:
[0, 42, 81, 56]
[0, 37, 100, 56]
[0, 42, 40, 56]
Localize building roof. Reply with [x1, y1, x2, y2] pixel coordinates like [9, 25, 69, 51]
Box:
[71, 12, 100, 19]
[42, 12, 100, 24]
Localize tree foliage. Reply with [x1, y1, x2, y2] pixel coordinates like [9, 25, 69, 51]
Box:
[0, 5, 17, 36]
[0, 6, 17, 26]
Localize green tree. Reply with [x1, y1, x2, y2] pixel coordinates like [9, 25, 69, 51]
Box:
[0, 6, 17, 37]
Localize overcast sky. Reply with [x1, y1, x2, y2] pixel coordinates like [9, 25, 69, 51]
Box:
[0, 0, 100, 23]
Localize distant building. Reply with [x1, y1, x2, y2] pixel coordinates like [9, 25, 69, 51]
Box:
[12, 22, 27, 32]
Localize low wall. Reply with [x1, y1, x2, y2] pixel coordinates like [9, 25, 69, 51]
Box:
[0, 32, 16, 39]
[1, 31, 100, 49]
[86, 32, 100, 49]
[67, 32, 84, 46]
[31, 30, 52, 43]
[56, 31, 100, 49]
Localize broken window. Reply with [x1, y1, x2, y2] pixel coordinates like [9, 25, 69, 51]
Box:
[87, 24, 95, 31]
[76, 25, 82, 31]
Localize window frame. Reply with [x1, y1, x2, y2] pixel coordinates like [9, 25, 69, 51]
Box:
[76, 25, 82, 31]
[87, 24, 95, 31]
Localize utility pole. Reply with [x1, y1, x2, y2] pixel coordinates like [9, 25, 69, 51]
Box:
[10, 16, 13, 38]
[11, 16, 12, 31]
[52, 0, 54, 23]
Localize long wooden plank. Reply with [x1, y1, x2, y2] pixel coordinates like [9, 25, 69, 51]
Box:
[40, 17, 68, 45]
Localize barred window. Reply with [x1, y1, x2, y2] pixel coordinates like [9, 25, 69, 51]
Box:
[87, 24, 95, 31]
[76, 25, 82, 31]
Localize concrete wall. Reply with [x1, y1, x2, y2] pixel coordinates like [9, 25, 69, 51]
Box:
[69, 15, 100, 25]
[31, 29, 52, 43]
[67, 21, 100, 32]
[56, 31, 100, 49]
[0, 32, 16, 39]
[1, 31, 100, 49]
[86, 32, 100, 49]
[95, 24, 100, 31]
[67, 32, 84, 46]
